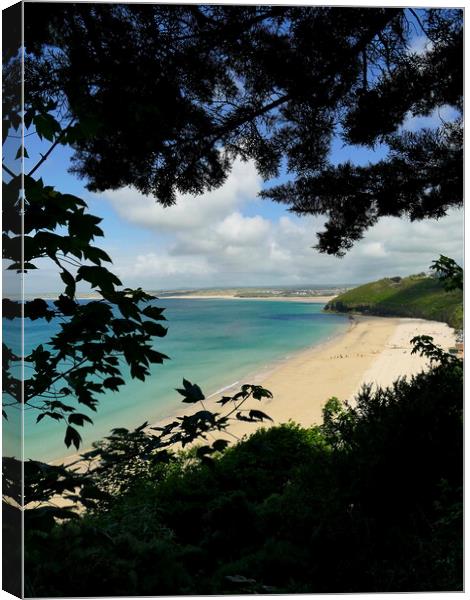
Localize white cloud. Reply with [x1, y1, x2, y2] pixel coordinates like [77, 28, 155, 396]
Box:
[360, 242, 388, 258]
[110, 207, 463, 289]
[132, 253, 215, 279]
[407, 35, 433, 56]
[100, 159, 463, 289]
[101, 159, 261, 232]
[401, 104, 460, 132]
[215, 212, 270, 245]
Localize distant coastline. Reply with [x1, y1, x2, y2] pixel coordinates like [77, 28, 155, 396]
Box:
[28, 290, 343, 303]
[161, 293, 337, 303]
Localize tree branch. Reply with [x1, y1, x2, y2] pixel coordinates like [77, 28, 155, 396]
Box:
[195, 9, 403, 151]
[408, 8, 432, 42]
[27, 119, 74, 177]
[24, 357, 88, 403]
[2, 164, 17, 178]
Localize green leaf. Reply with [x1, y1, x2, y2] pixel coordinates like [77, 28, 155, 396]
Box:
[134, 421, 149, 432]
[212, 439, 229, 452]
[33, 113, 61, 142]
[142, 305, 166, 320]
[103, 376, 125, 391]
[146, 348, 169, 364]
[196, 445, 213, 458]
[248, 409, 273, 422]
[54, 295, 77, 316]
[252, 386, 273, 400]
[83, 246, 112, 265]
[76, 265, 122, 292]
[130, 363, 148, 381]
[24, 109, 34, 130]
[15, 144, 29, 159]
[217, 395, 233, 406]
[25, 298, 55, 321]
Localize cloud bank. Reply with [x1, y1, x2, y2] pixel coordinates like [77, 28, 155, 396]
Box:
[100, 159, 463, 289]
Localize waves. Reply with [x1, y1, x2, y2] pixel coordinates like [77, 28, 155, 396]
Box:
[206, 381, 240, 399]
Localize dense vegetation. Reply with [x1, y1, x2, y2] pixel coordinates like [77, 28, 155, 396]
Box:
[24, 346, 463, 596]
[325, 273, 463, 329]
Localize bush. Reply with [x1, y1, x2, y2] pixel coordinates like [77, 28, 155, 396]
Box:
[25, 361, 462, 595]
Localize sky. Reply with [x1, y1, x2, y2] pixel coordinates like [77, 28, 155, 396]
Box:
[12, 33, 463, 294]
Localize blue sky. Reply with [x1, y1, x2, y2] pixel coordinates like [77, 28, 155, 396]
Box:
[11, 36, 463, 294]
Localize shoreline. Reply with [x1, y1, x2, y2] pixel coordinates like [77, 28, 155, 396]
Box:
[53, 314, 456, 466]
[159, 294, 337, 303]
[29, 293, 337, 303]
[147, 315, 456, 443]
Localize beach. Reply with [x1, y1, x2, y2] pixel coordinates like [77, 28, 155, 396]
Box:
[161, 294, 337, 303]
[156, 315, 457, 442]
[52, 312, 457, 468]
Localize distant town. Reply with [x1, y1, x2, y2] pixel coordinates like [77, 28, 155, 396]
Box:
[155, 286, 353, 299]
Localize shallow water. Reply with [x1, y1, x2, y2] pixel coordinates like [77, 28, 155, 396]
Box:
[6, 298, 348, 461]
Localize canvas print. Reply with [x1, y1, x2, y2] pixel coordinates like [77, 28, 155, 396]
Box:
[2, 3, 463, 596]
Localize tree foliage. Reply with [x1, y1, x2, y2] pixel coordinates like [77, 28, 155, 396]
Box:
[20, 5, 463, 254]
[430, 255, 463, 292]
[3, 7, 462, 438]
[24, 341, 463, 595]
[3, 145, 170, 447]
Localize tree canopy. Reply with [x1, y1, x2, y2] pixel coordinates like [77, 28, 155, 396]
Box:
[19, 5, 463, 255]
[25, 349, 463, 595]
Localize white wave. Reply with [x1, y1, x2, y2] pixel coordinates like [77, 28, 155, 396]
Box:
[207, 381, 240, 399]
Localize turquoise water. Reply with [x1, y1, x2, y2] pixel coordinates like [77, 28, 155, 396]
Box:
[7, 299, 348, 461]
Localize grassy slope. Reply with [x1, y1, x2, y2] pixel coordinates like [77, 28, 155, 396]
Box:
[325, 275, 462, 329]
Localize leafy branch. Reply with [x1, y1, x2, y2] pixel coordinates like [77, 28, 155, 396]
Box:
[2, 104, 170, 449]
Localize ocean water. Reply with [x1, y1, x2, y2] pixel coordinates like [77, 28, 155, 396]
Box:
[6, 299, 348, 461]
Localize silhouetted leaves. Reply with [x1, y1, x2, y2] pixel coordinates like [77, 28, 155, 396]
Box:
[64, 426, 82, 450]
[176, 379, 205, 403]
[68, 413, 93, 427]
[431, 255, 463, 291]
[33, 112, 61, 141]
[23, 354, 463, 595]
[76, 265, 122, 292]
[248, 409, 273, 422]
[20, 5, 462, 254]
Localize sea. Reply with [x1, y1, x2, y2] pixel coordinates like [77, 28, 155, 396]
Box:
[5, 298, 348, 462]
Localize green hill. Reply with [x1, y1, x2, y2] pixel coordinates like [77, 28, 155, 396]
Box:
[325, 274, 462, 330]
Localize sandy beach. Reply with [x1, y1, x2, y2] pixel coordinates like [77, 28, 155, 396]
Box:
[161, 294, 337, 303]
[155, 315, 457, 443]
[53, 314, 456, 468]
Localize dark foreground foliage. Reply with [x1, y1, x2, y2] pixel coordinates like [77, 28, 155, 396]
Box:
[25, 357, 462, 596]
[18, 6, 463, 255]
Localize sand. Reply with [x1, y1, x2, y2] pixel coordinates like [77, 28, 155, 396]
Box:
[43, 313, 457, 519]
[162, 315, 457, 443]
[52, 314, 457, 467]
[161, 294, 337, 303]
